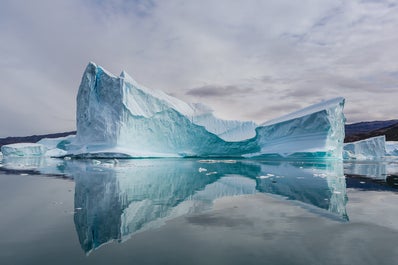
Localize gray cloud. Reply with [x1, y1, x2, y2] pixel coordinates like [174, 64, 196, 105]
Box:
[0, 0, 398, 136]
[186, 85, 254, 98]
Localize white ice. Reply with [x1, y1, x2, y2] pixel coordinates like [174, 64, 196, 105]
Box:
[385, 141, 398, 156]
[5, 63, 345, 159]
[343, 135, 386, 160]
[1, 143, 47, 157]
[61, 62, 346, 159]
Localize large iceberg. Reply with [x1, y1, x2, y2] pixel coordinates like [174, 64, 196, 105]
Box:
[0, 62, 345, 159]
[343, 135, 386, 160]
[61, 62, 345, 159]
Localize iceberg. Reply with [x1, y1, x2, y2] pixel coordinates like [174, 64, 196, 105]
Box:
[343, 135, 386, 160]
[37, 135, 75, 157]
[0, 134, 76, 158]
[1, 143, 47, 157]
[37, 135, 75, 150]
[0, 63, 344, 160]
[385, 141, 398, 156]
[61, 62, 345, 159]
[0, 135, 76, 158]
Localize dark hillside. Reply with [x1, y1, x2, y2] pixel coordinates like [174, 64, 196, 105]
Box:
[0, 131, 76, 148]
[345, 120, 398, 136]
[345, 123, 398, 142]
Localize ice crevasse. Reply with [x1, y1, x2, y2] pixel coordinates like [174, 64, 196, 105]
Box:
[1, 62, 346, 159]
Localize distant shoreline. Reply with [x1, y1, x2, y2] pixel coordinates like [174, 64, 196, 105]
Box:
[0, 131, 76, 148]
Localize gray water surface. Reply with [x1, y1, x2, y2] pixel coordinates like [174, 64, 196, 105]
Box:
[0, 158, 397, 265]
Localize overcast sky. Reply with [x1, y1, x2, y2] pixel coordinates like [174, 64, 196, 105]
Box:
[0, 0, 397, 137]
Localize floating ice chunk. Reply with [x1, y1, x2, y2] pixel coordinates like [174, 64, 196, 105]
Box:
[343, 135, 386, 160]
[67, 62, 345, 159]
[198, 167, 207, 172]
[1, 143, 47, 157]
[258, 175, 271, 179]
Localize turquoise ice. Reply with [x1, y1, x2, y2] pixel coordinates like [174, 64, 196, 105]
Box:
[66, 62, 346, 159]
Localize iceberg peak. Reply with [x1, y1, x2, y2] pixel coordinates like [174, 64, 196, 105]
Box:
[120, 70, 137, 84]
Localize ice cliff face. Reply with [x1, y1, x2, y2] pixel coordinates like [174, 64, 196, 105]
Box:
[252, 97, 345, 159]
[66, 62, 346, 159]
[343, 135, 386, 160]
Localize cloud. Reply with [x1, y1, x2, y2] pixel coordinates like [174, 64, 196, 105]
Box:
[0, 0, 397, 136]
[186, 85, 254, 98]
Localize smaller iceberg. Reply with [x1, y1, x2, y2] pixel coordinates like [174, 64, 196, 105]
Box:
[343, 135, 386, 160]
[1, 135, 75, 158]
[1, 143, 47, 157]
[385, 141, 398, 156]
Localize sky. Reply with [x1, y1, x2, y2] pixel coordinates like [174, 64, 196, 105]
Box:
[0, 0, 397, 137]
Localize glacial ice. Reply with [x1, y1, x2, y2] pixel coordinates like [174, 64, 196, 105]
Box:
[0, 135, 76, 157]
[0, 62, 345, 159]
[37, 135, 75, 157]
[64, 62, 346, 159]
[1, 143, 47, 157]
[386, 141, 398, 156]
[343, 135, 386, 160]
[37, 135, 75, 150]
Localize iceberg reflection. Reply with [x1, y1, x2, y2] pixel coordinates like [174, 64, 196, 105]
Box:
[0, 158, 347, 253]
[344, 161, 398, 190]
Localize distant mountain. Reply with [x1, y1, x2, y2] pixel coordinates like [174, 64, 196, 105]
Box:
[345, 120, 398, 142]
[345, 120, 398, 136]
[0, 131, 76, 148]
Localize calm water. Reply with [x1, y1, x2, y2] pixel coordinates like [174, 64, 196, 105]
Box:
[0, 157, 397, 265]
